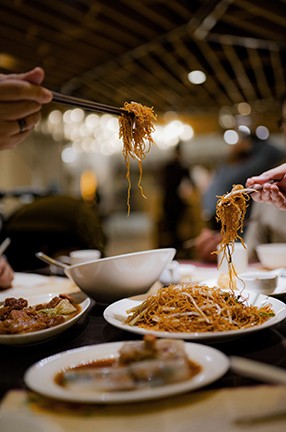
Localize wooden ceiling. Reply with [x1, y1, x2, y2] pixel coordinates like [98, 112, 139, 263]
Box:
[0, 0, 285, 126]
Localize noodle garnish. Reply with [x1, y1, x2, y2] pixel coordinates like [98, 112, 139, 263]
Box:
[119, 101, 157, 215]
[215, 184, 250, 291]
[124, 283, 275, 333]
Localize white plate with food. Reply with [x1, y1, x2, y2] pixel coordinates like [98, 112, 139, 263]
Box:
[0, 292, 90, 345]
[24, 338, 229, 403]
[103, 285, 286, 341]
[0, 272, 78, 302]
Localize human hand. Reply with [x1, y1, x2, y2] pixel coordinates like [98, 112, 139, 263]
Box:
[194, 228, 222, 263]
[0, 256, 14, 289]
[0, 67, 52, 149]
[246, 163, 286, 210]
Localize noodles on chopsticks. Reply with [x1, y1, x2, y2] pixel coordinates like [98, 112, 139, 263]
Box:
[124, 283, 274, 333]
[215, 184, 250, 290]
[119, 102, 157, 215]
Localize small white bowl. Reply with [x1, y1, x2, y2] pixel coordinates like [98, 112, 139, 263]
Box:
[65, 248, 176, 304]
[256, 243, 286, 269]
[69, 249, 101, 265]
[239, 271, 278, 294]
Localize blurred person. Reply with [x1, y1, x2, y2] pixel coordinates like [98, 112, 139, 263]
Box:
[0, 256, 14, 289]
[192, 227, 222, 263]
[158, 143, 202, 258]
[1, 195, 107, 272]
[0, 67, 52, 150]
[195, 131, 286, 262]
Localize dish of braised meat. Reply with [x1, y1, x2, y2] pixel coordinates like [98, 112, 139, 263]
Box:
[0, 295, 80, 334]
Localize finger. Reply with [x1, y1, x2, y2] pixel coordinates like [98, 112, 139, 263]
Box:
[0, 129, 33, 149]
[0, 111, 41, 136]
[0, 266, 14, 289]
[0, 67, 45, 85]
[0, 79, 52, 103]
[260, 185, 272, 201]
[269, 186, 286, 209]
[271, 195, 286, 209]
[0, 115, 39, 150]
[249, 164, 286, 185]
[250, 191, 263, 202]
[246, 178, 256, 187]
[0, 101, 42, 120]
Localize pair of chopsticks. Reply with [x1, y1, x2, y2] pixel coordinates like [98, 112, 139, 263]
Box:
[52, 91, 127, 116]
[230, 356, 286, 384]
[0, 237, 10, 257]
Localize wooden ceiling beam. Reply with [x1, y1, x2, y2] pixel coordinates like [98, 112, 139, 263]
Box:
[192, 39, 244, 104]
[270, 50, 286, 98]
[236, 0, 286, 27]
[170, 39, 228, 107]
[222, 14, 286, 45]
[246, 48, 273, 99]
[222, 44, 257, 101]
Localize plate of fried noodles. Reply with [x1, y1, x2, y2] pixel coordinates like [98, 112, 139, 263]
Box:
[103, 283, 286, 341]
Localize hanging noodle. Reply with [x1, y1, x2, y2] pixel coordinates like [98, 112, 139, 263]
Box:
[119, 102, 157, 215]
[215, 184, 250, 290]
[124, 283, 275, 333]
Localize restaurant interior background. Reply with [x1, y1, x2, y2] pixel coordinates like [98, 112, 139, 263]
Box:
[0, 0, 285, 265]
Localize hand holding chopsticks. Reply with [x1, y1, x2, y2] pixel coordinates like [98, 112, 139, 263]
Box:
[221, 179, 282, 201]
[245, 163, 286, 209]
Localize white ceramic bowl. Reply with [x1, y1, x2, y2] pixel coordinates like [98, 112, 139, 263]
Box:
[256, 243, 286, 269]
[64, 248, 176, 304]
[239, 271, 278, 294]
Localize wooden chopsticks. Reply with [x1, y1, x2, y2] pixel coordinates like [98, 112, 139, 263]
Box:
[52, 91, 126, 116]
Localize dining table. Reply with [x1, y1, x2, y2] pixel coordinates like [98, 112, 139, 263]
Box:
[1, 261, 286, 432]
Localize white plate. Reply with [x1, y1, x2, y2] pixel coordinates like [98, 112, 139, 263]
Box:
[103, 292, 286, 341]
[0, 272, 78, 302]
[204, 276, 286, 298]
[0, 293, 90, 345]
[24, 341, 229, 403]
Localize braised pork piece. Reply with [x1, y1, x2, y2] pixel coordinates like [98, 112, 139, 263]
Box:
[0, 295, 78, 334]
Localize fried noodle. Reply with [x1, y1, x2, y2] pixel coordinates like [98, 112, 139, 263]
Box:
[119, 102, 157, 215]
[124, 284, 274, 333]
[215, 184, 250, 290]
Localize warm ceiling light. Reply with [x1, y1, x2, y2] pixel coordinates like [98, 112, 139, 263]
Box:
[187, 70, 206, 84]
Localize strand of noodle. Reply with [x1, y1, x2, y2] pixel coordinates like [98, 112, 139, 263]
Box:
[183, 292, 211, 323]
